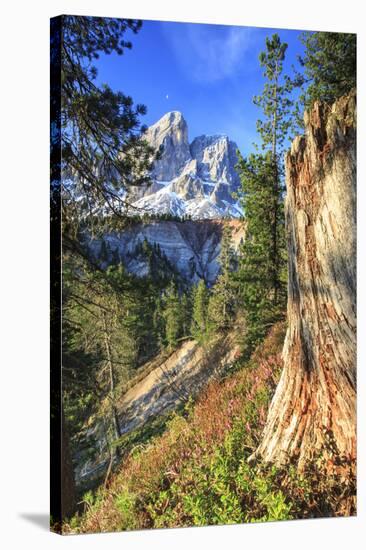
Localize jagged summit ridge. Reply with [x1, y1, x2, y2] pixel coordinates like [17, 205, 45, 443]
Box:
[145, 111, 191, 182]
[130, 112, 243, 219]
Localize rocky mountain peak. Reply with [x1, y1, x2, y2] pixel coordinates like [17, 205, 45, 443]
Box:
[163, 110, 185, 124]
[130, 112, 243, 220]
[144, 111, 191, 182]
[190, 134, 240, 188]
[148, 111, 188, 141]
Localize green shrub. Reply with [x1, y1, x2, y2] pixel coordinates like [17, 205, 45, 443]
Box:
[114, 492, 138, 530]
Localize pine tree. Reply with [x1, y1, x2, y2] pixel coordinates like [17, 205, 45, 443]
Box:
[254, 34, 294, 159]
[191, 280, 210, 342]
[99, 240, 109, 263]
[180, 291, 193, 338]
[208, 227, 237, 330]
[237, 33, 290, 355]
[52, 15, 157, 243]
[237, 154, 285, 352]
[111, 247, 121, 265]
[152, 294, 165, 349]
[253, 33, 291, 301]
[297, 31, 356, 109]
[162, 282, 182, 350]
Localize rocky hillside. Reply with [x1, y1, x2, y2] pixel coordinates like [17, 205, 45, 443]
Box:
[74, 331, 241, 492]
[128, 111, 243, 219]
[88, 219, 245, 285]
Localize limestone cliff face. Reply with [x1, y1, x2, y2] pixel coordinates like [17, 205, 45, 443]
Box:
[255, 91, 356, 466]
[89, 219, 245, 286]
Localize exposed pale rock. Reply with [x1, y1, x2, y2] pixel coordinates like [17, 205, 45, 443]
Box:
[145, 111, 191, 182]
[89, 219, 245, 286]
[75, 332, 241, 486]
[169, 173, 205, 201]
[190, 134, 240, 188]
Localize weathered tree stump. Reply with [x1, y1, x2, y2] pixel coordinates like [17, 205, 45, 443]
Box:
[254, 91, 356, 467]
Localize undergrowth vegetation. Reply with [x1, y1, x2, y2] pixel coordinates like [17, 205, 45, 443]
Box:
[63, 322, 356, 534]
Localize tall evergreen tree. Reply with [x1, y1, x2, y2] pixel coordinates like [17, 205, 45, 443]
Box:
[253, 33, 292, 301]
[162, 282, 182, 350]
[208, 227, 237, 330]
[180, 291, 193, 339]
[237, 33, 290, 354]
[191, 280, 210, 342]
[152, 294, 165, 350]
[254, 34, 294, 159]
[236, 154, 285, 352]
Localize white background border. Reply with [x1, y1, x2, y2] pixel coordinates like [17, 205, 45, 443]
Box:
[1, 0, 365, 548]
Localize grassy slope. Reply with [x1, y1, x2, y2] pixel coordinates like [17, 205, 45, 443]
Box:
[64, 322, 355, 534]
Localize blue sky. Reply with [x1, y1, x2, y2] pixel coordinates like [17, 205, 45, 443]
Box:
[95, 20, 306, 155]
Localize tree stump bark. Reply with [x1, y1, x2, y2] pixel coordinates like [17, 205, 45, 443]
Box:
[254, 91, 356, 467]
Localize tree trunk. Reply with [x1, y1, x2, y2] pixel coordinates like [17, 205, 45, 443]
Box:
[61, 411, 76, 519]
[253, 91, 356, 468]
[271, 65, 280, 304]
[102, 312, 122, 454]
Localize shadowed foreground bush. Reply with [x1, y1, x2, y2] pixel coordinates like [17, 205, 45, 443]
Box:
[62, 322, 356, 534]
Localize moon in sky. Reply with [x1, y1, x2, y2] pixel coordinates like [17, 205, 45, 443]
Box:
[165, 94, 169, 100]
